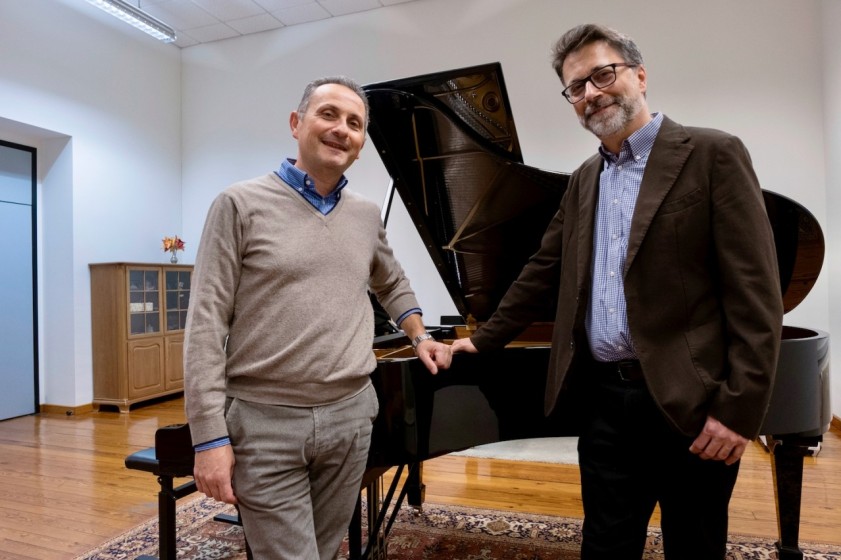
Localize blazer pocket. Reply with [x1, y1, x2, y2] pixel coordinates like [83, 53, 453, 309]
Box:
[657, 187, 704, 215]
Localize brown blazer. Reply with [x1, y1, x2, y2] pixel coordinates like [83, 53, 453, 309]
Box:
[472, 116, 783, 439]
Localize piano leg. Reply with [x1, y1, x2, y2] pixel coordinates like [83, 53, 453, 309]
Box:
[406, 461, 425, 508]
[768, 435, 822, 560]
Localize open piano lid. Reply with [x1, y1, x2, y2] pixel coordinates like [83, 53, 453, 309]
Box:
[763, 191, 825, 314]
[363, 63, 569, 322]
[363, 64, 823, 321]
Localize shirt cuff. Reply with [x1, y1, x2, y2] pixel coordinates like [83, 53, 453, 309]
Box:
[396, 308, 422, 326]
[194, 436, 231, 452]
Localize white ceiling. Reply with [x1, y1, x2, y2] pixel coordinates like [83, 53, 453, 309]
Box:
[127, 0, 421, 48]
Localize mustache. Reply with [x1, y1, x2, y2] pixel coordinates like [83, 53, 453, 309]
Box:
[583, 96, 616, 117]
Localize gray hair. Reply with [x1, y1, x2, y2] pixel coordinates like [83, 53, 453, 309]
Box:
[551, 24, 644, 85]
[296, 76, 370, 126]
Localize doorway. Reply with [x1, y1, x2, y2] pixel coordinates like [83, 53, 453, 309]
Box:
[0, 140, 38, 420]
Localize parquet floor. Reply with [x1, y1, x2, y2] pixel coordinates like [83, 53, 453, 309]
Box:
[0, 395, 838, 559]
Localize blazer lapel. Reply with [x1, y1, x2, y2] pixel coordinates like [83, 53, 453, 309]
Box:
[577, 154, 601, 290]
[624, 117, 694, 274]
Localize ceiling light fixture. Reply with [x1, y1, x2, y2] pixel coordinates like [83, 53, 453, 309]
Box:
[86, 0, 176, 43]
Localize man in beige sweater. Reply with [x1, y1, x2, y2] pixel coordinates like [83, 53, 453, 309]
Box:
[184, 76, 452, 559]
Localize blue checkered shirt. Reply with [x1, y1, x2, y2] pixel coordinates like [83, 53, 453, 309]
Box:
[586, 112, 663, 362]
[276, 158, 347, 215]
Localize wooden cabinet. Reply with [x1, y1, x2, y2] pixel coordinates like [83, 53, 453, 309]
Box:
[90, 262, 192, 412]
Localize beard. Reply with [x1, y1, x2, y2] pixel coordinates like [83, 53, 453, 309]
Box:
[579, 92, 645, 139]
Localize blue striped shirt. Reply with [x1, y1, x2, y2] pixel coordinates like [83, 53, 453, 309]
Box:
[586, 112, 663, 362]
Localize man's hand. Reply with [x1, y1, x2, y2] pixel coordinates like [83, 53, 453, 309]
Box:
[689, 415, 748, 466]
[194, 445, 238, 504]
[415, 339, 452, 374]
[450, 337, 478, 354]
[398, 313, 452, 374]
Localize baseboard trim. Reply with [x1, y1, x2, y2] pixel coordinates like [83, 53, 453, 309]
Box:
[40, 403, 94, 416]
[832, 415, 841, 432]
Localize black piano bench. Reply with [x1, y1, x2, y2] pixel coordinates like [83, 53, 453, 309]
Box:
[124, 424, 251, 560]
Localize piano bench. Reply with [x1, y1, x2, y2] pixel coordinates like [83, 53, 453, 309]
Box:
[125, 445, 199, 560]
[125, 446, 248, 560]
[125, 447, 192, 477]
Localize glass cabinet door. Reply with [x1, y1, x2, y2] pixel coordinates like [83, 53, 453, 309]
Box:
[128, 268, 160, 335]
[165, 269, 191, 332]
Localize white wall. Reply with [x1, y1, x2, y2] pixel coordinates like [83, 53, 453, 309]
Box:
[181, 0, 829, 328]
[1, 0, 838, 418]
[180, 0, 836, 412]
[822, 0, 841, 418]
[0, 0, 182, 406]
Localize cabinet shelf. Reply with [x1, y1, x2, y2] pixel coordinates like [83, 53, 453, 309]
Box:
[90, 262, 193, 412]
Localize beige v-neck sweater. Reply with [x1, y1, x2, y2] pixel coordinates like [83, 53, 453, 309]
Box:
[184, 173, 419, 445]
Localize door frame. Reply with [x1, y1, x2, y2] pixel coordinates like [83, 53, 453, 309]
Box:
[0, 138, 39, 416]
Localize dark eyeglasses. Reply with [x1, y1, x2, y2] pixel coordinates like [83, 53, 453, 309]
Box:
[562, 63, 638, 104]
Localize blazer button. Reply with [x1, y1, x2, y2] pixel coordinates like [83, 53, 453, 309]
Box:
[569, 341, 575, 349]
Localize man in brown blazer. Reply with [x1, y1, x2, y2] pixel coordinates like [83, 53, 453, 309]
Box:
[451, 24, 783, 559]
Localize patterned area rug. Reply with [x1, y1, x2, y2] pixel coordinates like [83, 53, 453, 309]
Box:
[75, 496, 841, 560]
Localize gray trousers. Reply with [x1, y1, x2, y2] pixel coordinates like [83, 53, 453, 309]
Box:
[226, 384, 378, 559]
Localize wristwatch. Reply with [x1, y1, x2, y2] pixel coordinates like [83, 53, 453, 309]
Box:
[411, 332, 435, 349]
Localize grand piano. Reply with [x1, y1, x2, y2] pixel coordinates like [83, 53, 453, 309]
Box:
[141, 64, 829, 560]
[358, 63, 830, 560]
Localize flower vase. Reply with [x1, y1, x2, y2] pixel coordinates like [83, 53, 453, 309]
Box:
[170, 251, 178, 264]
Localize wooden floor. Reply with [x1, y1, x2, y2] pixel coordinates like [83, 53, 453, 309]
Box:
[1, 395, 839, 559]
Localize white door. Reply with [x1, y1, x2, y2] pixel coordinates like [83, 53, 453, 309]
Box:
[0, 141, 37, 420]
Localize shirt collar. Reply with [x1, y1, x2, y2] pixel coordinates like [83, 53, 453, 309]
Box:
[599, 112, 664, 164]
[276, 158, 348, 196]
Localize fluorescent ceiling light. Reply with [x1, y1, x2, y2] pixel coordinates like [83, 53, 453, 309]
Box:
[86, 0, 176, 43]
